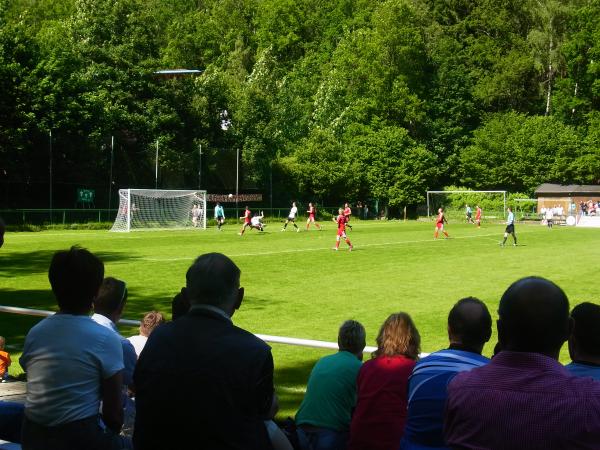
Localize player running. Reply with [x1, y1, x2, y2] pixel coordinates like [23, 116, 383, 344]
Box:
[306, 202, 321, 231]
[434, 208, 449, 239]
[251, 211, 265, 232]
[214, 202, 225, 231]
[501, 207, 517, 246]
[465, 204, 474, 224]
[282, 201, 300, 232]
[333, 208, 353, 251]
[238, 206, 252, 236]
[343, 203, 353, 231]
[475, 205, 482, 228]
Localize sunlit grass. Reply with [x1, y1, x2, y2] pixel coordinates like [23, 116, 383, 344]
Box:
[1, 220, 598, 416]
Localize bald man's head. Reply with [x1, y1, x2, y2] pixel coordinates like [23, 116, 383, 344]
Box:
[186, 253, 242, 313]
[498, 277, 570, 356]
[448, 297, 492, 352]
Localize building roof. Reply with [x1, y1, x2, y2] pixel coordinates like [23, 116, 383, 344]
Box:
[535, 183, 600, 196]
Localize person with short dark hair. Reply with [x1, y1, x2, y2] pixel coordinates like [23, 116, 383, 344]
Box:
[348, 313, 420, 450]
[295, 320, 366, 450]
[20, 246, 127, 450]
[401, 297, 491, 450]
[92, 277, 137, 387]
[128, 311, 165, 357]
[566, 302, 600, 380]
[134, 253, 279, 450]
[444, 277, 600, 449]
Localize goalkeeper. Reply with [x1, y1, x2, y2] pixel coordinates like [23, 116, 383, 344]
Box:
[214, 202, 225, 231]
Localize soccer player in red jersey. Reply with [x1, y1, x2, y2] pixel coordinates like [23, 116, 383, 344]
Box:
[434, 208, 449, 239]
[238, 206, 252, 235]
[333, 208, 353, 251]
[306, 202, 322, 230]
[475, 205, 482, 228]
[344, 203, 353, 231]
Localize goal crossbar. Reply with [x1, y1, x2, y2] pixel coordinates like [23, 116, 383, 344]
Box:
[426, 190, 507, 218]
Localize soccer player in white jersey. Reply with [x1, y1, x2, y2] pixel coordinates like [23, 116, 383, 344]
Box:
[250, 212, 265, 232]
[281, 202, 300, 232]
[501, 207, 517, 246]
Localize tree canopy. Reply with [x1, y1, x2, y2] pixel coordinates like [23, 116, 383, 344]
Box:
[1, 0, 599, 211]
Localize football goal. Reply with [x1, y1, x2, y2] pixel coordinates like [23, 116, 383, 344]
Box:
[110, 189, 207, 232]
[426, 190, 507, 221]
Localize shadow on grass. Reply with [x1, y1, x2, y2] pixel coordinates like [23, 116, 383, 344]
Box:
[274, 356, 318, 418]
[0, 250, 141, 278]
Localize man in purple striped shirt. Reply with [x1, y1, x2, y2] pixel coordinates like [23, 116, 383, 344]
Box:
[444, 276, 600, 449]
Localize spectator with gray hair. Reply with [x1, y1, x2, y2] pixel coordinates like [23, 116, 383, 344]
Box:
[295, 320, 367, 450]
[134, 253, 279, 450]
[566, 302, 600, 380]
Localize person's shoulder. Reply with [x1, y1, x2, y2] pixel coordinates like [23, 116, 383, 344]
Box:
[231, 324, 271, 352]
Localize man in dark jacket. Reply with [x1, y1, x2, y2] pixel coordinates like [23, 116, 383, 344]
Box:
[133, 253, 275, 450]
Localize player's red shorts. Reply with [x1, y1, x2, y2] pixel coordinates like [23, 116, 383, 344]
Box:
[337, 228, 347, 237]
[309, 214, 315, 220]
[436, 222, 443, 229]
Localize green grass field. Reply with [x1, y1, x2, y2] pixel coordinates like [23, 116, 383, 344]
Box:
[1, 220, 599, 417]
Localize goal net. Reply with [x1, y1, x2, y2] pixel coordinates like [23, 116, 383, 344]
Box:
[426, 190, 507, 221]
[110, 189, 207, 232]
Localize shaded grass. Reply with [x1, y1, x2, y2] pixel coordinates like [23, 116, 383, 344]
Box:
[1, 221, 599, 416]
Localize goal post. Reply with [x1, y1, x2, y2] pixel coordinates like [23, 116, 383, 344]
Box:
[426, 190, 507, 220]
[110, 189, 207, 232]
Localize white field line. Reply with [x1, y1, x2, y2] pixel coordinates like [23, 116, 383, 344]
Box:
[139, 230, 537, 262]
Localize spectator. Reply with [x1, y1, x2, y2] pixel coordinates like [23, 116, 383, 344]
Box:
[348, 313, 420, 450]
[444, 276, 600, 449]
[127, 311, 165, 357]
[0, 217, 4, 248]
[566, 302, 600, 380]
[295, 320, 366, 450]
[134, 253, 279, 450]
[401, 297, 491, 450]
[92, 277, 137, 387]
[0, 336, 11, 382]
[171, 287, 190, 320]
[19, 246, 126, 450]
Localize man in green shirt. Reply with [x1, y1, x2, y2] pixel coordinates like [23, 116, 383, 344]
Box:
[296, 320, 366, 450]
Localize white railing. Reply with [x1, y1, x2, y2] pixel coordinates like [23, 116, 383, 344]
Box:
[0, 305, 379, 354]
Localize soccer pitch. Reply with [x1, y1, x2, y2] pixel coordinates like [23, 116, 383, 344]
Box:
[1, 220, 598, 416]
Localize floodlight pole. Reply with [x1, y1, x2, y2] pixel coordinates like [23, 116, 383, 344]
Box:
[155, 140, 159, 189]
[108, 135, 114, 211]
[235, 147, 239, 218]
[198, 144, 202, 190]
[49, 129, 53, 223]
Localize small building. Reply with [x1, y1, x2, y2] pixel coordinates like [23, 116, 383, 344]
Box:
[534, 184, 600, 215]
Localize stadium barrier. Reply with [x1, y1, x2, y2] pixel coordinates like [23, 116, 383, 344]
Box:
[0, 305, 379, 354]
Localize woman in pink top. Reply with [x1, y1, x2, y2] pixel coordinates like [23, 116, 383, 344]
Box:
[348, 312, 420, 450]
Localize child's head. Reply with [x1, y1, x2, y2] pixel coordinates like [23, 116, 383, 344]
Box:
[0, 336, 5, 350]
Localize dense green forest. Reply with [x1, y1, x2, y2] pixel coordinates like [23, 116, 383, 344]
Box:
[0, 0, 599, 211]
